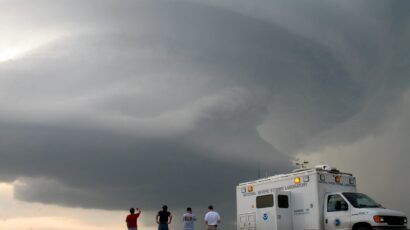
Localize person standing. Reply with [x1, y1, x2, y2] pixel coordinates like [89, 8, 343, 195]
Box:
[204, 205, 220, 230]
[182, 207, 196, 230]
[156, 205, 172, 230]
[126, 208, 141, 230]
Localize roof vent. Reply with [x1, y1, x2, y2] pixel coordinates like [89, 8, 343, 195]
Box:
[315, 165, 334, 171]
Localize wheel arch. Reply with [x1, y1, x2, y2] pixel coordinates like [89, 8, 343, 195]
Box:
[352, 221, 372, 230]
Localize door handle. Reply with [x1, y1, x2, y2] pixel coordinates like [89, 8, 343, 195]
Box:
[325, 219, 328, 224]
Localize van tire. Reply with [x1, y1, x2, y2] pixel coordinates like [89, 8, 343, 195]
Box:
[352, 223, 372, 230]
[355, 227, 370, 230]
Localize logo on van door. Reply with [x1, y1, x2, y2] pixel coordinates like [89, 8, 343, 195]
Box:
[334, 219, 341, 226]
[262, 213, 268, 221]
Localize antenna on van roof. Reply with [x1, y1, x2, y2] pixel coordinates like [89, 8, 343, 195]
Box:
[258, 162, 261, 178]
[295, 159, 309, 169]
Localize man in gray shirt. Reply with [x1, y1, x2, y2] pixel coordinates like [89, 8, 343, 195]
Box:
[182, 207, 196, 230]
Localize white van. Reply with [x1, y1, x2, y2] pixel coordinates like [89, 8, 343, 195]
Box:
[236, 165, 407, 230]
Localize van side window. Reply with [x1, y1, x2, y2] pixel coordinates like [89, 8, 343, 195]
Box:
[327, 194, 348, 212]
[278, 195, 289, 208]
[256, 194, 274, 208]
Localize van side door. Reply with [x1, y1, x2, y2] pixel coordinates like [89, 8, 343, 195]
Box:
[324, 193, 351, 230]
[256, 194, 277, 230]
[276, 192, 292, 229]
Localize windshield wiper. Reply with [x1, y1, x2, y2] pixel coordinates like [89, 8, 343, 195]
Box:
[356, 204, 380, 208]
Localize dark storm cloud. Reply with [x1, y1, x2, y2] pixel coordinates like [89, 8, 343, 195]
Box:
[1, 0, 410, 228]
[1, 1, 298, 228]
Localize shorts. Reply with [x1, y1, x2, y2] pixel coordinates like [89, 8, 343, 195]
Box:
[128, 228, 137, 230]
[207, 225, 217, 230]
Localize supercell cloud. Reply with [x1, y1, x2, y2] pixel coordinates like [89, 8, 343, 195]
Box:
[0, 0, 410, 228]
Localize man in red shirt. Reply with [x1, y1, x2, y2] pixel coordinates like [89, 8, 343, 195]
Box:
[126, 208, 141, 230]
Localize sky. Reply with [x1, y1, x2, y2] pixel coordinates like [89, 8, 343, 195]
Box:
[0, 0, 409, 229]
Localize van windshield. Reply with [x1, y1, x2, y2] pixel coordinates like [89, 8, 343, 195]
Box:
[342, 192, 382, 208]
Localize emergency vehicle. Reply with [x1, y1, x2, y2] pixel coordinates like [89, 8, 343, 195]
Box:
[236, 165, 407, 230]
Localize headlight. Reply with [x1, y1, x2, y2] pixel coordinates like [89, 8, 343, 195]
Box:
[373, 215, 385, 223]
[404, 217, 407, 224]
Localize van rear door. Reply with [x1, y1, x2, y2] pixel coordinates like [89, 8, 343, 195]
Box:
[238, 213, 256, 230]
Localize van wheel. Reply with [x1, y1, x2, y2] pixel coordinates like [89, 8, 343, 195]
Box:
[355, 227, 370, 230]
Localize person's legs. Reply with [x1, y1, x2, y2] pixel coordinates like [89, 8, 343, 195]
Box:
[128, 228, 137, 230]
[158, 224, 169, 230]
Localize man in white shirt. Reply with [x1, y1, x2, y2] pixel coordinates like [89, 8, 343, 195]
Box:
[204, 205, 221, 230]
[182, 207, 196, 230]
